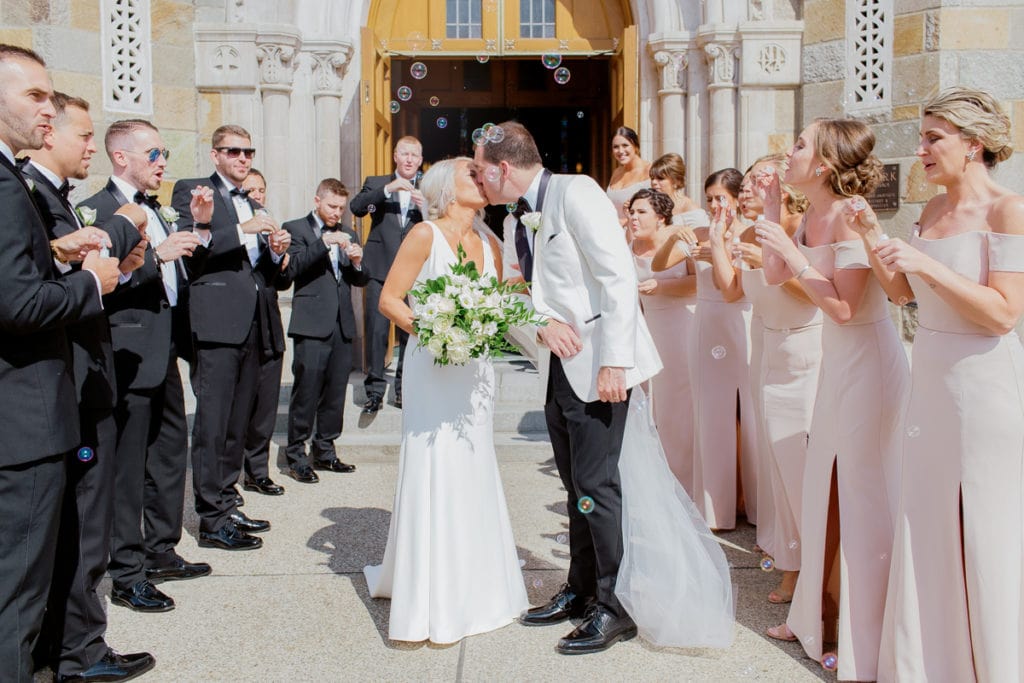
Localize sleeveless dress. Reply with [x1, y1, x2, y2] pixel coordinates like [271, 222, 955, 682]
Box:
[878, 230, 1024, 683]
[785, 238, 909, 681]
[690, 259, 759, 529]
[606, 180, 649, 224]
[363, 222, 528, 643]
[633, 253, 696, 494]
[741, 268, 822, 570]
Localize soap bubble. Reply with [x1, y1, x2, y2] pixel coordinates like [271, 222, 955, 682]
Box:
[711, 345, 727, 360]
[556, 533, 568, 545]
[553, 67, 571, 85]
[577, 496, 595, 514]
[410, 62, 428, 80]
[471, 128, 487, 146]
[77, 447, 94, 462]
[436, 117, 448, 129]
[760, 556, 775, 572]
[906, 425, 920, 438]
[389, 100, 400, 114]
[367, 204, 376, 214]
[429, 96, 440, 107]
[397, 86, 413, 101]
[821, 653, 838, 671]
[476, 54, 490, 63]
[542, 54, 562, 69]
[485, 125, 505, 143]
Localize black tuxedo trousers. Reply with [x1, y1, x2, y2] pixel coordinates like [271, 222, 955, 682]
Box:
[545, 356, 631, 618]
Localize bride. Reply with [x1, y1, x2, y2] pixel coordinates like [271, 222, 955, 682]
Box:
[363, 157, 529, 643]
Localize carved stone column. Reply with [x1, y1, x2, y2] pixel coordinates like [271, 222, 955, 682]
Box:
[306, 40, 353, 184]
[256, 31, 300, 214]
[702, 41, 740, 172]
[650, 43, 688, 159]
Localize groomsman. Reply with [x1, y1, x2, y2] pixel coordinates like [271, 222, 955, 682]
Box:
[79, 119, 212, 615]
[350, 136, 423, 412]
[282, 179, 369, 483]
[21, 92, 154, 680]
[171, 125, 289, 550]
[0, 45, 123, 681]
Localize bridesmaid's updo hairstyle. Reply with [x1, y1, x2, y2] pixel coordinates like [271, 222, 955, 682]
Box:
[650, 153, 687, 190]
[704, 168, 744, 199]
[627, 188, 674, 224]
[613, 126, 641, 151]
[420, 157, 467, 220]
[923, 87, 1013, 168]
[812, 119, 884, 197]
[753, 152, 809, 215]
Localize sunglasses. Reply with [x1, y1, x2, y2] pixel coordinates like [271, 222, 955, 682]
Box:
[215, 146, 257, 159]
[124, 147, 170, 163]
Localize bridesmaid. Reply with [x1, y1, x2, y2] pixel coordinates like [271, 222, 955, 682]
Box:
[627, 189, 698, 493]
[757, 119, 909, 680]
[605, 127, 650, 227]
[850, 88, 1023, 683]
[656, 169, 759, 530]
[650, 153, 706, 226]
[730, 156, 822, 606]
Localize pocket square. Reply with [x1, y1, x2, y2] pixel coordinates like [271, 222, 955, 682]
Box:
[547, 232, 561, 242]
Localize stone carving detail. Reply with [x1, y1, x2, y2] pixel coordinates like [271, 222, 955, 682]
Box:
[704, 42, 739, 87]
[757, 43, 786, 74]
[311, 51, 348, 93]
[104, 0, 152, 113]
[559, 39, 569, 50]
[213, 45, 240, 74]
[749, 0, 766, 21]
[432, 39, 443, 50]
[653, 50, 687, 92]
[257, 44, 297, 86]
[504, 39, 516, 50]
[485, 39, 497, 51]
[846, 0, 893, 112]
[229, 0, 245, 23]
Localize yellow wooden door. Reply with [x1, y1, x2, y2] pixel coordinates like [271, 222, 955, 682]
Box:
[609, 24, 638, 133]
[361, 25, 393, 227]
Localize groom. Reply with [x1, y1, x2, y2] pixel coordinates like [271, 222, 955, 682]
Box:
[474, 122, 661, 654]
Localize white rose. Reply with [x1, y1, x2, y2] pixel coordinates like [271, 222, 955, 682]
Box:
[521, 211, 543, 232]
[437, 297, 456, 314]
[432, 316, 453, 334]
[427, 336, 445, 358]
[458, 291, 477, 309]
[471, 319, 483, 332]
[483, 292, 502, 309]
[426, 292, 443, 306]
[448, 345, 471, 365]
[448, 327, 470, 345]
[76, 206, 97, 226]
[482, 321, 499, 336]
[444, 284, 460, 297]
[158, 206, 179, 225]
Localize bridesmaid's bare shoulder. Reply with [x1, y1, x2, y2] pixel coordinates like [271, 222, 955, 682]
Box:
[989, 192, 1024, 236]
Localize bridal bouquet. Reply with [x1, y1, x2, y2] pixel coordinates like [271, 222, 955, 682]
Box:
[410, 245, 544, 366]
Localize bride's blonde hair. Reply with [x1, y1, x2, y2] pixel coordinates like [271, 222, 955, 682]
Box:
[420, 157, 472, 220]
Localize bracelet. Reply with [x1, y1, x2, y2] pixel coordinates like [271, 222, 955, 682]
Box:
[50, 241, 69, 264]
[794, 263, 811, 279]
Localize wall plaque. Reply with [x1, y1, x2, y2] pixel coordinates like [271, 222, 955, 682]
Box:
[867, 163, 900, 212]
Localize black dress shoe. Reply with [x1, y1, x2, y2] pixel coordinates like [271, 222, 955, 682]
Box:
[555, 605, 638, 655]
[198, 522, 263, 550]
[145, 555, 212, 582]
[393, 396, 403, 409]
[362, 395, 383, 414]
[288, 465, 319, 483]
[313, 458, 356, 473]
[57, 648, 155, 682]
[110, 580, 174, 613]
[228, 511, 271, 533]
[243, 476, 285, 495]
[519, 583, 593, 626]
[234, 490, 245, 507]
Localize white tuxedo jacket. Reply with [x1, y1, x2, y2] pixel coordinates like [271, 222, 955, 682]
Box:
[504, 173, 662, 402]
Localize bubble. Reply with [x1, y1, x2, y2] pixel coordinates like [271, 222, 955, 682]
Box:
[576, 111, 584, 118]
[397, 86, 413, 101]
[484, 166, 501, 183]
[788, 540, 799, 550]
[436, 117, 448, 129]
[485, 125, 505, 143]
[878, 233, 891, 242]
[471, 128, 487, 146]
[851, 197, 867, 212]
[880, 553, 889, 561]
[556, 533, 568, 545]
[906, 425, 921, 438]
[519, 558, 526, 567]
[76, 446, 94, 462]
[476, 54, 490, 63]
[711, 345, 727, 360]
[542, 54, 562, 69]
[429, 96, 440, 107]
[821, 653, 838, 671]
[406, 31, 426, 52]
[367, 204, 376, 214]
[760, 556, 775, 572]
[410, 62, 428, 80]
[553, 67, 571, 85]
[577, 496, 595, 514]
[532, 577, 543, 588]
[389, 100, 400, 114]
[506, 202, 518, 214]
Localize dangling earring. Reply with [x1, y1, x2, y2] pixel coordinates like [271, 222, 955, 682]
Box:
[966, 149, 977, 162]
[814, 166, 823, 177]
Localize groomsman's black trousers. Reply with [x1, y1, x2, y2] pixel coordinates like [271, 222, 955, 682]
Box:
[544, 356, 631, 618]
[287, 326, 353, 469]
[243, 352, 284, 481]
[363, 278, 407, 402]
[0, 453, 64, 682]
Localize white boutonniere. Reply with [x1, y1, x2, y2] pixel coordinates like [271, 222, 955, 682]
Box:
[521, 211, 543, 233]
[158, 206, 179, 224]
[25, 177, 35, 192]
[76, 206, 97, 226]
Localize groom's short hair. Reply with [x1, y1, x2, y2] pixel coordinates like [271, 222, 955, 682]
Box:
[479, 121, 542, 169]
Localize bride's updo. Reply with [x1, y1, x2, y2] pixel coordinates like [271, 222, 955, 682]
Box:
[813, 119, 885, 197]
[419, 157, 471, 220]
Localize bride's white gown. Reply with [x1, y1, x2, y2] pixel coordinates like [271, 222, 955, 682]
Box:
[363, 222, 529, 643]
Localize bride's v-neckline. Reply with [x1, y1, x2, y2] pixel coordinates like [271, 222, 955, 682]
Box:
[428, 220, 487, 270]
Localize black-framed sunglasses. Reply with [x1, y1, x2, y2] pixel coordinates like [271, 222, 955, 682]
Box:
[124, 147, 170, 163]
[215, 146, 257, 159]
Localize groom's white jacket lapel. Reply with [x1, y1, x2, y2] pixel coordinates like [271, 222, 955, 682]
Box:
[504, 172, 662, 402]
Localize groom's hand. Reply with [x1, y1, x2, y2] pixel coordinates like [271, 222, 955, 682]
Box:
[537, 319, 581, 359]
[597, 367, 627, 403]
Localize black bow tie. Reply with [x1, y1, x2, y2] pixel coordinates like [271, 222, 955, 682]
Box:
[230, 187, 250, 198]
[512, 197, 532, 220]
[133, 191, 160, 209]
[57, 180, 70, 200]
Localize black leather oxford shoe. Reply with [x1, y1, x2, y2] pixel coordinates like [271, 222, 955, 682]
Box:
[555, 605, 637, 655]
[313, 458, 356, 473]
[228, 511, 270, 533]
[243, 476, 285, 495]
[56, 648, 155, 682]
[519, 583, 593, 626]
[110, 580, 174, 613]
[362, 395, 383, 414]
[198, 522, 263, 551]
[145, 555, 211, 582]
[288, 465, 319, 483]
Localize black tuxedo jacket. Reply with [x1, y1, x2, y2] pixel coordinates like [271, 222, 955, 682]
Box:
[0, 153, 104, 466]
[283, 214, 369, 340]
[78, 178, 191, 391]
[171, 174, 283, 347]
[21, 163, 140, 406]
[349, 173, 422, 282]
